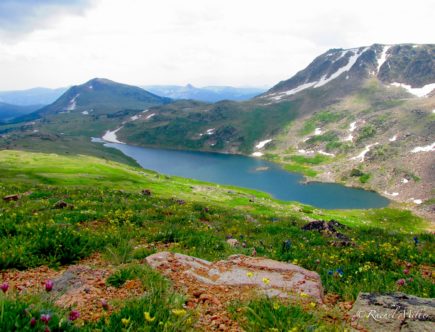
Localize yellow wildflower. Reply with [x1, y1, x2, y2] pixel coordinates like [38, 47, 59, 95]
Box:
[273, 302, 280, 310]
[300, 292, 308, 298]
[262, 277, 270, 285]
[269, 328, 279, 332]
[144, 312, 155, 322]
[171, 309, 187, 316]
[309, 302, 316, 308]
[121, 317, 130, 327]
[246, 272, 254, 278]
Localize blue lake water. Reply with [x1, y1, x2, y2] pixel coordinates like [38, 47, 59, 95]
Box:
[102, 142, 389, 209]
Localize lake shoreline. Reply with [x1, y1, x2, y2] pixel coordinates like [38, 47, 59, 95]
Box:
[95, 138, 390, 210]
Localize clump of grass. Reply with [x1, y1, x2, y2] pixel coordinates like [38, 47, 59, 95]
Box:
[229, 298, 337, 331]
[104, 237, 135, 265]
[350, 168, 370, 184]
[106, 264, 146, 288]
[94, 265, 194, 331]
[357, 124, 376, 141]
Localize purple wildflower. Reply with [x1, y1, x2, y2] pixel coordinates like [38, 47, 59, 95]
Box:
[40, 313, 51, 324]
[0, 282, 9, 293]
[396, 279, 406, 286]
[44, 280, 53, 292]
[69, 310, 80, 321]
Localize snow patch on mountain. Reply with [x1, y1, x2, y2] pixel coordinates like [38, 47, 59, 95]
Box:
[265, 48, 370, 101]
[377, 45, 391, 72]
[318, 150, 335, 157]
[102, 127, 124, 144]
[391, 82, 435, 97]
[269, 82, 317, 100]
[349, 121, 357, 132]
[251, 152, 263, 157]
[350, 143, 379, 162]
[298, 149, 314, 155]
[66, 94, 79, 111]
[255, 139, 272, 149]
[145, 113, 155, 120]
[313, 47, 369, 88]
[411, 142, 435, 153]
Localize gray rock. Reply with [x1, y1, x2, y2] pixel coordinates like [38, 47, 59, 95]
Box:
[226, 238, 239, 247]
[146, 252, 324, 303]
[349, 292, 434, 331]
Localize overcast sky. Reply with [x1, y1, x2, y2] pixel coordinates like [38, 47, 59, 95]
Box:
[0, 0, 434, 90]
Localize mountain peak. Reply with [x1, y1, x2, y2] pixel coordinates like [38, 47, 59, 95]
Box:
[31, 78, 171, 118]
[86, 78, 115, 85]
[261, 43, 435, 101]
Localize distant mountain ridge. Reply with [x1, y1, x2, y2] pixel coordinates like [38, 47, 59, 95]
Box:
[0, 87, 67, 106]
[29, 78, 171, 118]
[143, 84, 267, 102]
[0, 102, 42, 123]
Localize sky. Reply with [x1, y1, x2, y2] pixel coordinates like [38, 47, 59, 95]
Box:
[0, 0, 434, 90]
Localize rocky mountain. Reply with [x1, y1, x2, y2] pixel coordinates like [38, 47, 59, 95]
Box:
[263, 44, 434, 101]
[256, 44, 434, 214]
[143, 84, 267, 102]
[35, 78, 171, 117]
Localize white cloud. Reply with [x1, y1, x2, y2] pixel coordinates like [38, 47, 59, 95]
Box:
[0, 0, 434, 90]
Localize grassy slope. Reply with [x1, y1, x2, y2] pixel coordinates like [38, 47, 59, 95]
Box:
[0, 150, 429, 232]
[0, 150, 433, 331]
[118, 100, 299, 154]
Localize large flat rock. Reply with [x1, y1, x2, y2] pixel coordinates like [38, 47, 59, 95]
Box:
[146, 252, 324, 303]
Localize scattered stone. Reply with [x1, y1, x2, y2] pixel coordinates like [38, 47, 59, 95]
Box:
[141, 189, 152, 196]
[226, 238, 239, 247]
[53, 200, 73, 209]
[349, 292, 435, 331]
[3, 194, 20, 202]
[176, 199, 186, 205]
[146, 252, 324, 303]
[245, 215, 257, 223]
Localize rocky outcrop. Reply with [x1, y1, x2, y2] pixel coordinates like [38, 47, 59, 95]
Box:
[349, 292, 435, 331]
[302, 220, 353, 247]
[146, 252, 324, 303]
